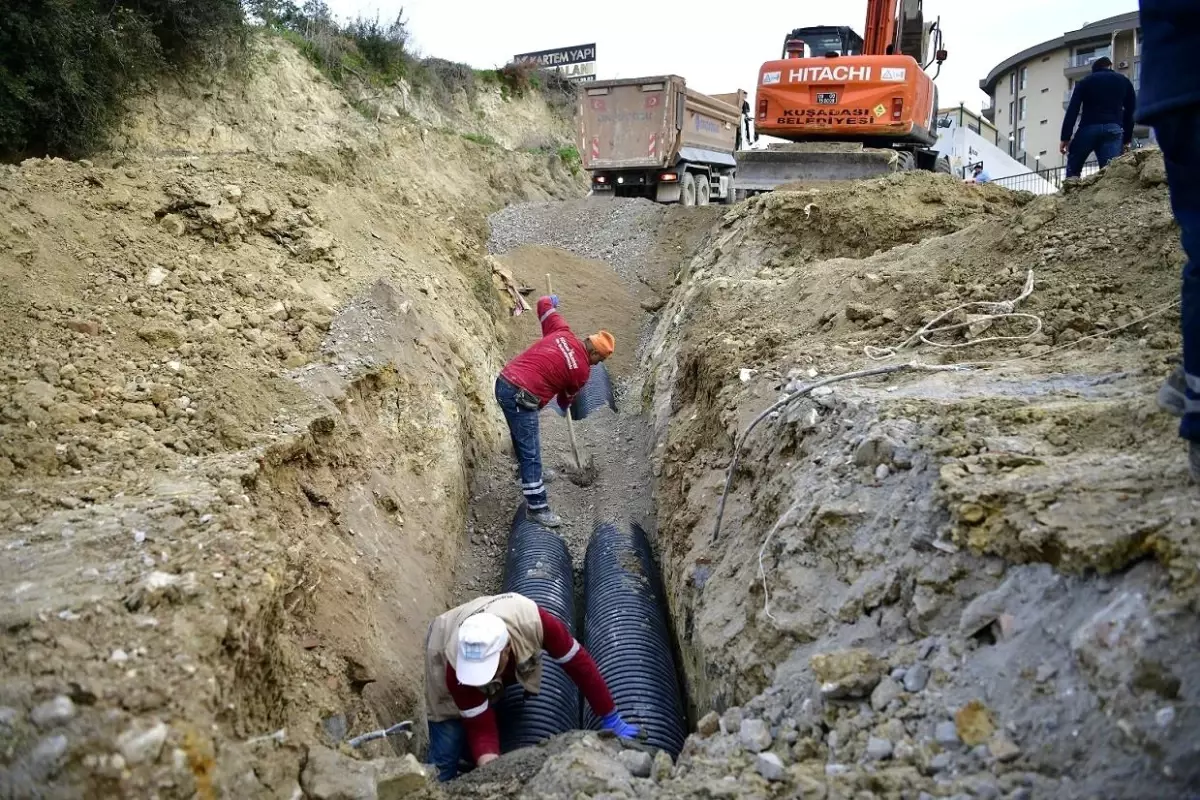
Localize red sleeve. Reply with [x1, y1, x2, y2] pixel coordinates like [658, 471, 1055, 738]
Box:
[539, 608, 615, 717]
[554, 362, 590, 412]
[537, 297, 570, 338]
[445, 663, 500, 761]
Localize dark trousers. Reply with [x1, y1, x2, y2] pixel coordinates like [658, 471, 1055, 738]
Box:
[1152, 107, 1200, 441]
[494, 377, 549, 510]
[1066, 123, 1125, 177]
[426, 718, 469, 782]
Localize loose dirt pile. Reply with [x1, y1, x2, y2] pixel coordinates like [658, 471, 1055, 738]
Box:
[0, 37, 584, 799]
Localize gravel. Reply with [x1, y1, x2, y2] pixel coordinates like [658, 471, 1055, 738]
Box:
[487, 198, 667, 290]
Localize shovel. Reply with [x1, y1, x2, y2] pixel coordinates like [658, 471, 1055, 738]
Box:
[546, 274, 597, 487]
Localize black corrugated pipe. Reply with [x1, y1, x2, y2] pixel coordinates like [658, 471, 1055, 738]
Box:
[582, 521, 687, 756]
[496, 505, 581, 752]
[549, 361, 618, 421]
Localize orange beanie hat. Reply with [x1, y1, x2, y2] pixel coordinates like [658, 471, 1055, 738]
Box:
[588, 331, 615, 359]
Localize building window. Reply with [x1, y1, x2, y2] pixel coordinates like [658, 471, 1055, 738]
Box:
[1009, 72, 1017, 93]
[1018, 127, 1026, 152]
[1009, 101, 1014, 124]
[1019, 67, 1028, 90]
[1019, 97, 1027, 120]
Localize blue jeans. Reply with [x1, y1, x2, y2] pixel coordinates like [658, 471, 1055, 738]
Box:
[1067, 123, 1124, 177]
[426, 719, 468, 782]
[495, 377, 549, 510]
[1152, 106, 1200, 441]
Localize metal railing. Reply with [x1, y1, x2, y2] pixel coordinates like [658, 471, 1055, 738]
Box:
[987, 160, 1100, 194]
[1066, 50, 1111, 69]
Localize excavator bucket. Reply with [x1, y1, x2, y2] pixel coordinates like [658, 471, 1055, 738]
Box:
[734, 144, 901, 192]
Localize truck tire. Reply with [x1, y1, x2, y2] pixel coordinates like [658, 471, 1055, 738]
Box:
[897, 151, 916, 172]
[681, 172, 696, 206]
[935, 155, 953, 175]
[695, 173, 711, 206]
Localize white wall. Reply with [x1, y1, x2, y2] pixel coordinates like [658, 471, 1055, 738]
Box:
[933, 120, 1057, 194]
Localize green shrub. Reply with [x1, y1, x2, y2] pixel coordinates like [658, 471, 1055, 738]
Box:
[0, 0, 248, 160]
[461, 132, 498, 147]
[557, 145, 581, 175]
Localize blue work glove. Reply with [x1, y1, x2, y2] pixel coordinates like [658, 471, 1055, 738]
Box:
[547, 294, 560, 308]
[599, 710, 639, 739]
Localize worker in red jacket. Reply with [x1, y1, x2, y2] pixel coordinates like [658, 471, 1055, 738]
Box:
[495, 295, 614, 527]
[423, 592, 638, 781]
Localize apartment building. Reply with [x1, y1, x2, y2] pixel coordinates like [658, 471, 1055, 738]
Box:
[980, 11, 1147, 171]
[936, 105, 1000, 148]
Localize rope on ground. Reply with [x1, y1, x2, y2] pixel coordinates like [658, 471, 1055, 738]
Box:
[864, 269, 1041, 360]
[710, 361, 965, 544]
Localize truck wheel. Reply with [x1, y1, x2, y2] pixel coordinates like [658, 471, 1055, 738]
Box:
[897, 151, 916, 172]
[681, 172, 696, 206]
[935, 156, 953, 175]
[695, 173, 711, 206]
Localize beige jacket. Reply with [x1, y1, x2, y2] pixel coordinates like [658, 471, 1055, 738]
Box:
[424, 593, 545, 722]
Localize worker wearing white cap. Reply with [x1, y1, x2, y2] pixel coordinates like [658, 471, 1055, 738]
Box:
[422, 592, 638, 781]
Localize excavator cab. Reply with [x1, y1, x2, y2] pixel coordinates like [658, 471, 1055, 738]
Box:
[780, 26, 865, 59]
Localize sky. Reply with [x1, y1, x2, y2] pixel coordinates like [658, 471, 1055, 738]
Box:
[325, 0, 1138, 113]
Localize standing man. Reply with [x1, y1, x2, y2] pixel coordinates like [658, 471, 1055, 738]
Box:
[423, 592, 639, 781]
[1140, 0, 1200, 479]
[495, 295, 614, 527]
[1060, 56, 1137, 178]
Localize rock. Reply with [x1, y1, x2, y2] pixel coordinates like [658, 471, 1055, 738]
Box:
[159, 214, 187, 236]
[28, 734, 69, 778]
[988, 733, 1021, 762]
[697, 710, 721, 737]
[300, 229, 336, 261]
[0, 707, 18, 729]
[652, 750, 673, 782]
[242, 191, 273, 219]
[904, 664, 931, 692]
[1071, 592, 1155, 689]
[617, 749, 653, 778]
[739, 718, 772, 753]
[1139, 156, 1167, 187]
[116, 721, 168, 765]
[721, 706, 744, 734]
[121, 402, 158, 423]
[1156, 706, 1176, 727]
[955, 701, 995, 747]
[845, 303, 874, 322]
[875, 463, 890, 480]
[223, 184, 243, 200]
[853, 435, 894, 468]
[893, 740, 916, 763]
[373, 754, 431, 798]
[30, 696, 76, 729]
[871, 677, 904, 711]
[301, 744, 427, 800]
[965, 776, 1002, 800]
[755, 752, 785, 781]
[137, 323, 184, 348]
[866, 737, 893, 760]
[146, 266, 169, 287]
[1035, 663, 1057, 683]
[935, 720, 961, 749]
[64, 318, 101, 336]
[929, 751, 952, 772]
[200, 203, 242, 236]
[810, 648, 884, 699]
[881, 308, 899, 322]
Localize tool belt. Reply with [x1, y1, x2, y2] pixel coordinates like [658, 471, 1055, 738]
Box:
[500, 376, 542, 411]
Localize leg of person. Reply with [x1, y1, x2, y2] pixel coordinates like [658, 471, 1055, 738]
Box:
[426, 719, 467, 782]
[1153, 105, 1200, 478]
[1066, 124, 1098, 178]
[495, 378, 525, 474]
[510, 406, 560, 526]
[1094, 123, 1125, 168]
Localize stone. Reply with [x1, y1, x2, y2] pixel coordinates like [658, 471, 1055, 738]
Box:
[866, 737, 893, 760]
[652, 749, 673, 782]
[871, 677, 904, 711]
[159, 214, 187, 236]
[28, 734, 69, 778]
[697, 710, 721, 737]
[617, 748, 653, 778]
[845, 303, 874, 322]
[0, 707, 18, 729]
[810, 648, 884, 699]
[965, 776, 1002, 800]
[875, 463, 890, 480]
[739, 718, 772, 753]
[1071, 592, 1155, 689]
[893, 740, 916, 763]
[1035, 663, 1058, 683]
[955, 701, 996, 747]
[372, 754, 431, 798]
[755, 752, 785, 781]
[1156, 706, 1176, 727]
[137, 324, 184, 348]
[988, 733, 1021, 762]
[928, 752, 952, 772]
[242, 191, 273, 218]
[116, 721, 168, 765]
[935, 720, 961, 749]
[1139, 157, 1167, 187]
[30, 696, 76, 729]
[904, 663, 931, 692]
[64, 318, 101, 336]
[300, 744, 378, 800]
[721, 706, 744, 734]
[223, 184, 243, 200]
[146, 267, 169, 287]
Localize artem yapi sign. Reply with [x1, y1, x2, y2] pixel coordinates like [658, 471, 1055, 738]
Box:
[513, 43, 597, 82]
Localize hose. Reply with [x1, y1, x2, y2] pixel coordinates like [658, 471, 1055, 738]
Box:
[496, 505, 581, 752]
[582, 521, 687, 756]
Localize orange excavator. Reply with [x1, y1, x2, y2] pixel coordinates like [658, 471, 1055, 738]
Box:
[735, 0, 951, 193]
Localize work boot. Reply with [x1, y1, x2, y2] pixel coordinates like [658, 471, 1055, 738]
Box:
[1158, 366, 1186, 417]
[529, 508, 562, 528]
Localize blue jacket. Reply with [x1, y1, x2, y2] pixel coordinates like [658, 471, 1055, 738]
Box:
[1137, 0, 1200, 121]
[1060, 68, 1137, 144]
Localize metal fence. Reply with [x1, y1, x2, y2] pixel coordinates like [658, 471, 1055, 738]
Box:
[988, 160, 1100, 194]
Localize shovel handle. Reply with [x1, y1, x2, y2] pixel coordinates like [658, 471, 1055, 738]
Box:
[546, 274, 585, 471]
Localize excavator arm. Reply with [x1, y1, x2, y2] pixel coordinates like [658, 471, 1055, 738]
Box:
[862, 0, 900, 56]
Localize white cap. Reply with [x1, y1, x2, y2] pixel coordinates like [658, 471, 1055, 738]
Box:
[456, 613, 509, 686]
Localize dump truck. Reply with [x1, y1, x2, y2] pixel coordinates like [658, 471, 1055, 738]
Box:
[734, 0, 952, 197]
[579, 76, 749, 205]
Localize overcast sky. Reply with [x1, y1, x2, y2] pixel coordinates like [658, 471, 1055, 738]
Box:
[325, 0, 1137, 112]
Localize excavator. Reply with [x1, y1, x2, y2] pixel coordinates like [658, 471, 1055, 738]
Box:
[735, 0, 952, 194]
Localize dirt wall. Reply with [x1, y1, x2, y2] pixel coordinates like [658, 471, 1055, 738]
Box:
[0, 37, 583, 798]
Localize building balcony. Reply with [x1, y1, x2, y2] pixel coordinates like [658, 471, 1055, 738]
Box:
[1065, 49, 1111, 78]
